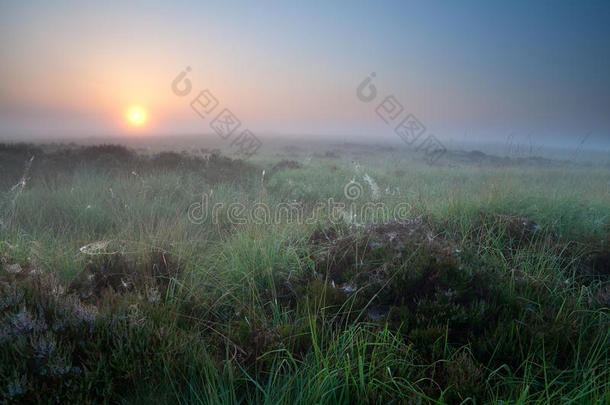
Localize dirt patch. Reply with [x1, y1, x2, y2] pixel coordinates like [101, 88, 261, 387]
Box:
[310, 221, 455, 284]
[473, 213, 544, 247]
[70, 249, 181, 302]
[563, 224, 609, 289]
[308, 220, 516, 340]
[576, 247, 610, 286]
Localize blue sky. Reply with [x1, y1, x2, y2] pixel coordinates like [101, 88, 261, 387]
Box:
[1, 0, 609, 146]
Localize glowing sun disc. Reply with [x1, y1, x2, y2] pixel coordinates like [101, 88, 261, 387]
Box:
[126, 106, 148, 127]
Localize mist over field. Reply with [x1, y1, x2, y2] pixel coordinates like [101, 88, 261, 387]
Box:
[1, 1, 609, 404]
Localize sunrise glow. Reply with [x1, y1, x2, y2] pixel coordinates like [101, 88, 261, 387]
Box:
[126, 106, 148, 127]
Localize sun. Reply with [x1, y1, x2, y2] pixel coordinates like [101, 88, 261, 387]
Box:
[125, 106, 148, 127]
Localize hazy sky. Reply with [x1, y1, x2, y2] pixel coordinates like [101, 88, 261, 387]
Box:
[1, 1, 609, 146]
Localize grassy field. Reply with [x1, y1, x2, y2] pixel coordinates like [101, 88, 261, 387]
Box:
[1, 142, 609, 404]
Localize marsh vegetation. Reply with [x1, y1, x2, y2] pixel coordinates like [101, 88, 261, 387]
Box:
[1, 142, 608, 404]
